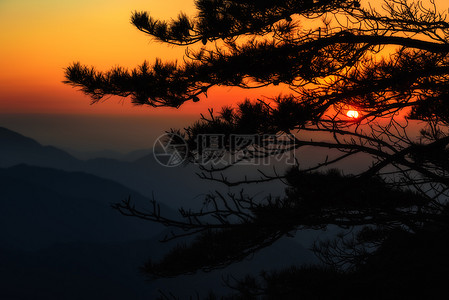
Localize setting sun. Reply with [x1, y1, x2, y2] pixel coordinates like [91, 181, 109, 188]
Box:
[346, 110, 359, 119]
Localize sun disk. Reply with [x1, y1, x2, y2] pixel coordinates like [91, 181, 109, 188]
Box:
[346, 110, 359, 119]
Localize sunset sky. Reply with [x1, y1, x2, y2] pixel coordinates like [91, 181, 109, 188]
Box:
[0, 0, 269, 115]
[0, 0, 447, 151]
[1, 0, 192, 115]
[0, 1, 215, 150]
[0, 0, 273, 151]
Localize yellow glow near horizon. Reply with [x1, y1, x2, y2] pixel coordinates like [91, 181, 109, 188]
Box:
[0, 0, 198, 115]
[2, 0, 449, 115]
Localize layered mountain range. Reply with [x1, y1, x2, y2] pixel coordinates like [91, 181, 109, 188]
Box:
[0, 126, 317, 299]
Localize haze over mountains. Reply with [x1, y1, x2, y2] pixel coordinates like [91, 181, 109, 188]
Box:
[0, 126, 208, 209]
[64, 148, 153, 161]
[0, 126, 317, 299]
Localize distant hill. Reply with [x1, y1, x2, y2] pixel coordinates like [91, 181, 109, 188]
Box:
[0, 127, 319, 299]
[0, 127, 289, 210]
[0, 127, 79, 170]
[0, 126, 211, 208]
[0, 164, 176, 251]
[0, 165, 316, 299]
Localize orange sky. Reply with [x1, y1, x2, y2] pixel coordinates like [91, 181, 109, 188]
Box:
[0, 0, 294, 151]
[0, 1, 187, 114]
[0, 0, 183, 115]
[0, 0, 446, 151]
[0, 0, 282, 117]
[1, 0, 449, 116]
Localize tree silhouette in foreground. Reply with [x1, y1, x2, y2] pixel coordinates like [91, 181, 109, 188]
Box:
[65, 0, 449, 298]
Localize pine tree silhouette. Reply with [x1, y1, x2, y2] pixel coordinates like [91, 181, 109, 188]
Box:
[65, 0, 449, 298]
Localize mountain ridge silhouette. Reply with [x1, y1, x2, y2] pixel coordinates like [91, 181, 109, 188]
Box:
[0, 126, 317, 299]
